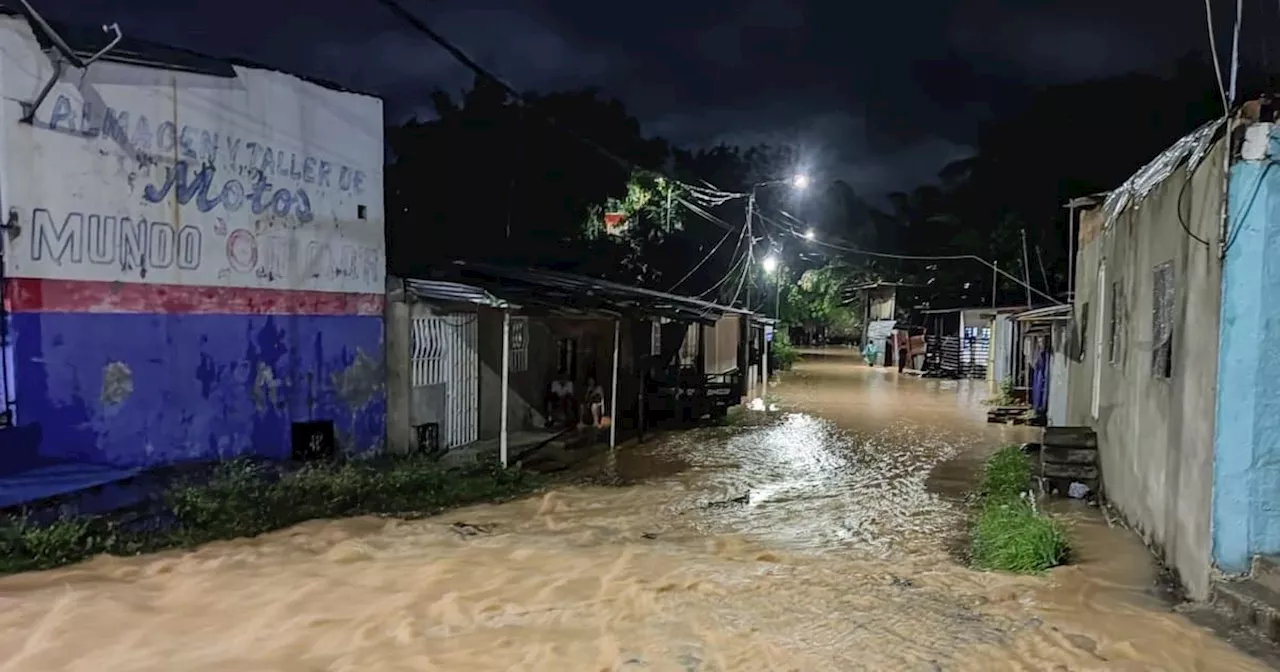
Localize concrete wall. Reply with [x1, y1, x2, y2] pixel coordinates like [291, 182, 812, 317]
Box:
[0, 16, 385, 469]
[1067, 137, 1225, 600]
[1213, 122, 1280, 573]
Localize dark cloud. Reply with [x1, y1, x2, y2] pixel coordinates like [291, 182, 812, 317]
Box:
[31, 0, 1221, 194]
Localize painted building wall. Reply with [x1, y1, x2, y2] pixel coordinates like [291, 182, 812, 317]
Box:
[1066, 137, 1225, 600]
[0, 16, 385, 469]
[1214, 121, 1280, 574]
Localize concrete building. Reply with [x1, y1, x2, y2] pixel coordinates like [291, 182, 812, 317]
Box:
[0, 8, 384, 497]
[1067, 119, 1226, 600]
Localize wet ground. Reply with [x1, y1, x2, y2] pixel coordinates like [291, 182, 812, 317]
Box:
[0, 348, 1271, 670]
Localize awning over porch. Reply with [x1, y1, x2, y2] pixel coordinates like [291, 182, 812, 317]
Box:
[403, 260, 770, 325]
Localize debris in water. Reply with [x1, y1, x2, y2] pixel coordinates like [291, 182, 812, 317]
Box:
[1068, 482, 1091, 499]
[450, 522, 494, 537]
[641, 533, 658, 540]
[705, 493, 751, 508]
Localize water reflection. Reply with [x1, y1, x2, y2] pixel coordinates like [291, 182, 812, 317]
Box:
[0, 349, 1268, 671]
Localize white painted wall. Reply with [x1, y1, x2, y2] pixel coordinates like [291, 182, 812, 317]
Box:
[0, 15, 384, 294]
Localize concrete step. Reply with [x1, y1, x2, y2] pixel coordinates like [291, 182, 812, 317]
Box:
[1041, 445, 1098, 465]
[1213, 579, 1280, 643]
[1252, 555, 1280, 595]
[1043, 426, 1098, 449]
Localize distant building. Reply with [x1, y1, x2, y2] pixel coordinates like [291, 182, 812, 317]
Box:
[1066, 109, 1280, 602]
[0, 8, 385, 487]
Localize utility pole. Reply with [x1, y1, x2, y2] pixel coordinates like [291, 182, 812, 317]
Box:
[1019, 229, 1033, 308]
[742, 189, 756, 400]
[744, 190, 756, 312]
[991, 260, 998, 309]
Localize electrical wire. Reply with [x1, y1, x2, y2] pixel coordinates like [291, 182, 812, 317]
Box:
[1206, 0, 1232, 113]
[1177, 171, 1212, 247]
[695, 225, 750, 297]
[752, 209, 1064, 305]
[1229, 0, 1243, 105]
[666, 221, 738, 291]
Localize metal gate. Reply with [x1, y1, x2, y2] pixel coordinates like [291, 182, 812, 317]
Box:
[410, 313, 478, 449]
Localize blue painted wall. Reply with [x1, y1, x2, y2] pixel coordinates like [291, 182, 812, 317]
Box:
[1214, 129, 1280, 573]
[5, 311, 384, 472]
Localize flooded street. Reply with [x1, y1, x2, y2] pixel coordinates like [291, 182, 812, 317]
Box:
[0, 349, 1269, 671]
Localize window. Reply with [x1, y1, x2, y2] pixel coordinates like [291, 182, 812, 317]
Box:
[1108, 280, 1122, 364]
[1152, 261, 1175, 378]
[509, 316, 528, 372]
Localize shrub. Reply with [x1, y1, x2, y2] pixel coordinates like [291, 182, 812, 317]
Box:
[969, 445, 1070, 573]
[771, 330, 800, 371]
[1, 456, 543, 574]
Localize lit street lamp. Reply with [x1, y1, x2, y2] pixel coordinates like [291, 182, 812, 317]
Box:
[762, 255, 779, 274]
[804, 229, 815, 241]
[792, 173, 810, 190]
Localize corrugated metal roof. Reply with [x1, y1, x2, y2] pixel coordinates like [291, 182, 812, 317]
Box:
[402, 279, 511, 308]
[1013, 304, 1072, 321]
[404, 262, 771, 325]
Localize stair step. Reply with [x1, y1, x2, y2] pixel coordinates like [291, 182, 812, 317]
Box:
[1041, 445, 1098, 465]
[1043, 426, 1098, 449]
[1213, 579, 1280, 643]
[1041, 463, 1099, 480]
[1252, 555, 1280, 594]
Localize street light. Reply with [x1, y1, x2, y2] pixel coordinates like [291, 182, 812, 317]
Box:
[792, 173, 809, 190]
[762, 255, 779, 274]
[804, 229, 815, 241]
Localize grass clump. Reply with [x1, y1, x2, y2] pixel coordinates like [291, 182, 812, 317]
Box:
[968, 445, 1069, 573]
[0, 456, 542, 574]
[978, 444, 1034, 503]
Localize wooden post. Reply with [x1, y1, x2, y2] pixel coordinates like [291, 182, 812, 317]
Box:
[609, 319, 620, 448]
[500, 310, 511, 467]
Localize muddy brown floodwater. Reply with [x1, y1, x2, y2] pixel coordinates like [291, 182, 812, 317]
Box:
[0, 348, 1270, 671]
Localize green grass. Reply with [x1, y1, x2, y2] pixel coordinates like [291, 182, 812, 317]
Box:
[969, 445, 1070, 573]
[970, 500, 1070, 572]
[0, 457, 543, 574]
[978, 444, 1034, 504]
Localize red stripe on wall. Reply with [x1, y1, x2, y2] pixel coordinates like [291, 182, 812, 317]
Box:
[3, 278, 385, 316]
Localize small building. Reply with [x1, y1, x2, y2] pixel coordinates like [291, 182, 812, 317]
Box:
[0, 9, 384, 507]
[1066, 116, 1225, 600]
[853, 281, 921, 366]
[1012, 305, 1072, 426]
[385, 263, 768, 464]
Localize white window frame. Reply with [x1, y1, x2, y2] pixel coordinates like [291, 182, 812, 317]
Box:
[1091, 262, 1106, 420]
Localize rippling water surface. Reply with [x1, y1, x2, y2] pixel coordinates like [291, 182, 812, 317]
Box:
[0, 349, 1267, 670]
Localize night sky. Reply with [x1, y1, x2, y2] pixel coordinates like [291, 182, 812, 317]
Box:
[35, 0, 1248, 195]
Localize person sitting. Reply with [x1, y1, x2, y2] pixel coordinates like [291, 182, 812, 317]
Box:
[582, 375, 606, 428]
[544, 368, 576, 428]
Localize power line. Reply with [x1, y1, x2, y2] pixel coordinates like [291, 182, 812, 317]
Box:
[666, 219, 738, 291]
[696, 225, 750, 297]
